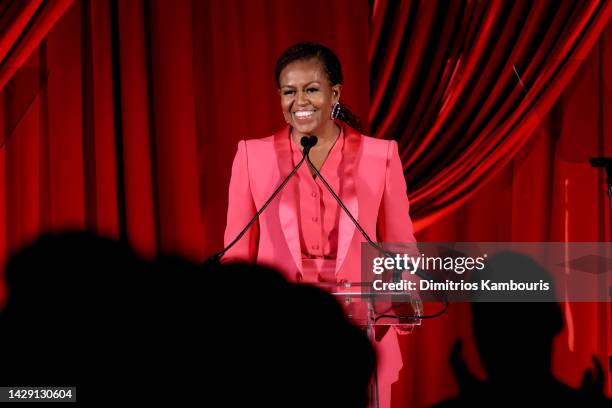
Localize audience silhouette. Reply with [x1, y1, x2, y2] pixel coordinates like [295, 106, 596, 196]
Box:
[0, 232, 375, 406]
[432, 252, 610, 407]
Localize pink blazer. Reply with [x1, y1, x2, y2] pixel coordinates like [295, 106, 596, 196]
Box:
[223, 124, 416, 283]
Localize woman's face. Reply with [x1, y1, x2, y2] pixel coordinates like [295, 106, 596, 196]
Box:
[278, 58, 341, 136]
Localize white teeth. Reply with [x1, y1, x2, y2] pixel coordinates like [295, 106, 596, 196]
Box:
[295, 111, 314, 118]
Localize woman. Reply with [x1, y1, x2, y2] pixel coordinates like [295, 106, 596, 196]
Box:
[223, 42, 416, 407]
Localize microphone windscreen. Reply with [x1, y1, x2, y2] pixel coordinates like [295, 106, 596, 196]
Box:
[309, 135, 318, 147]
[300, 136, 310, 148]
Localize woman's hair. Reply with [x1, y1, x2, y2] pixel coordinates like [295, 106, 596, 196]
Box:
[275, 42, 363, 133]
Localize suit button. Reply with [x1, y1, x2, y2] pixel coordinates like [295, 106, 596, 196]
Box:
[312, 216, 318, 222]
[311, 191, 317, 198]
[312, 244, 319, 250]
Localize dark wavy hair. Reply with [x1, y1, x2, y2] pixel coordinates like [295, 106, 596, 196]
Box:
[275, 42, 363, 133]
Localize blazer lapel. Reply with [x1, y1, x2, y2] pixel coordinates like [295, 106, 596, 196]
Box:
[274, 126, 302, 273]
[335, 126, 361, 276]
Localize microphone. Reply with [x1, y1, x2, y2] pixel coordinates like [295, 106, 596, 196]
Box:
[205, 135, 316, 265]
[301, 135, 318, 154]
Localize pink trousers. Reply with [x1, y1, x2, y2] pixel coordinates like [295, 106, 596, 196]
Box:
[301, 258, 402, 408]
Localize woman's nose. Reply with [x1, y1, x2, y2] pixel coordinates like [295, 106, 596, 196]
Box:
[296, 90, 309, 105]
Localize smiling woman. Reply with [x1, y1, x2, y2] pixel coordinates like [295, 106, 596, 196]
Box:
[279, 58, 337, 136]
[276, 42, 363, 132]
[276, 44, 364, 175]
[222, 42, 417, 408]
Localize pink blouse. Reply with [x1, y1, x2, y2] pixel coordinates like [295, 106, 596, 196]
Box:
[289, 128, 346, 282]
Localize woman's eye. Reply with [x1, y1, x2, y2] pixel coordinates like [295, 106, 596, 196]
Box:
[306, 88, 318, 93]
[283, 90, 295, 95]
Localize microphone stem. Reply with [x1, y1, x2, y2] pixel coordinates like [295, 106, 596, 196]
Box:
[305, 153, 435, 284]
[208, 151, 310, 263]
[304, 154, 393, 258]
[305, 152, 451, 321]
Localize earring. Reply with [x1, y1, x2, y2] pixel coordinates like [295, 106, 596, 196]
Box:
[331, 102, 341, 120]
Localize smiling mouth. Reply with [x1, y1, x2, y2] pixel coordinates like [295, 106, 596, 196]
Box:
[293, 110, 315, 120]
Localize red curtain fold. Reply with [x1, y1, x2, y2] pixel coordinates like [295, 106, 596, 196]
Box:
[0, 0, 73, 91]
[370, 0, 612, 231]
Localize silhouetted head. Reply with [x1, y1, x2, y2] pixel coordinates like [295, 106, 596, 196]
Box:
[471, 252, 563, 382]
[208, 262, 376, 407]
[0, 233, 375, 406]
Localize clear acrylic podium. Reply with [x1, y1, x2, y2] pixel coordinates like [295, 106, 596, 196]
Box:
[331, 282, 423, 327]
[327, 281, 423, 408]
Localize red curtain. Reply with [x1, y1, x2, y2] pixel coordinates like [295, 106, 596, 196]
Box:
[369, 3, 612, 397]
[370, 0, 612, 231]
[409, 3, 612, 407]
[1, 0, 611, 407]
[0, 0, 369, 268]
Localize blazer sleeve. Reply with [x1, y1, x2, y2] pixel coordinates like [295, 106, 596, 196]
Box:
[222, 140, 259, 263]
[377, 140, 416, 244]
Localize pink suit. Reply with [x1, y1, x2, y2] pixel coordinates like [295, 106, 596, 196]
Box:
[223, 124, 416, 281]
[223, 124, 417, 407]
